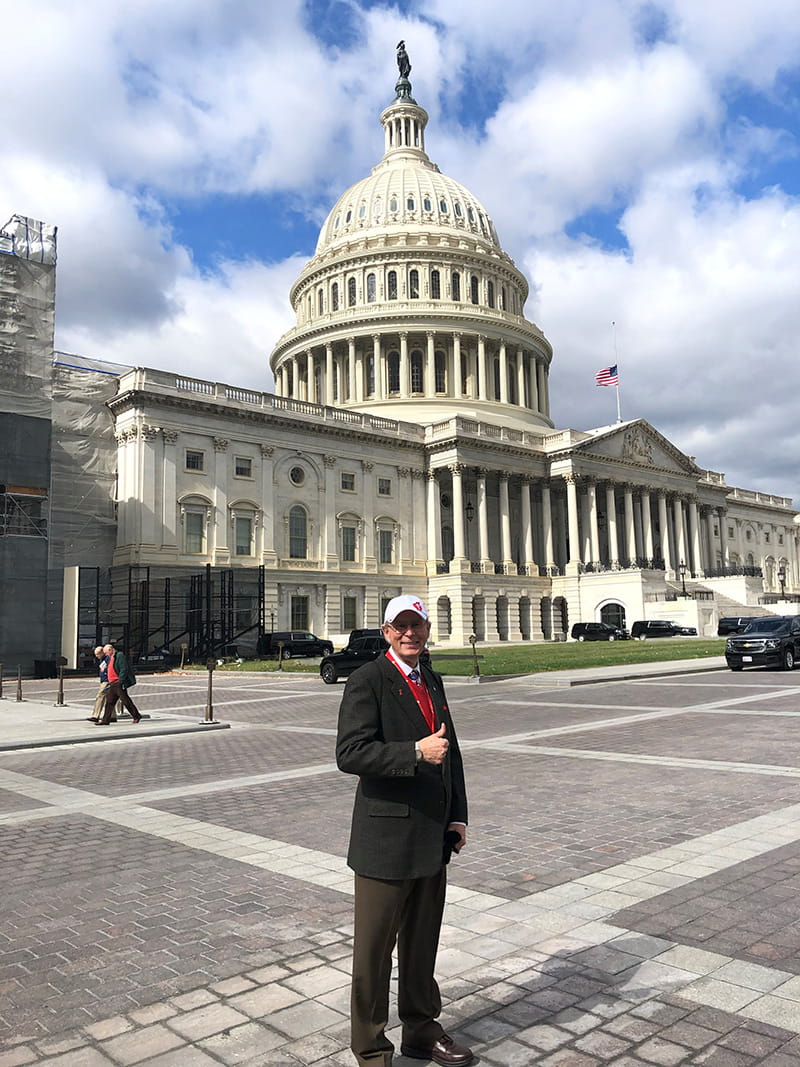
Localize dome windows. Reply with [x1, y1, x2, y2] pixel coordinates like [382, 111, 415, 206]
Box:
[333, 214, 340, 230]
[389, 195, 398, 213]
[366, 273, 376, 303]
[411, 350, 424, 393]
[373, 197, 382, 219]
[430, 270, 441, 300]
[318, 289, 324, 315]
[348, 277, 357, 307]
[439, 198, 448, 213]
[358, 203, 366, 219]
[487, 280, 495, 308]
[388, 351, 400, 393]
[470, 275, 479, 304]
[454, 202, 463, 218]
[467, 206, 475, 224]
[451, 271, 461, 301]
[407, 195, 415, 211]
[345, 208, 353, 223]
[331, 282, 339, 312]
[387, 270, 398, 300]
[409, 269, 419, 299]
[423, 195, 432, 212]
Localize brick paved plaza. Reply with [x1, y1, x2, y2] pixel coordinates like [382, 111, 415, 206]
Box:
[4, 665, 800, 1065]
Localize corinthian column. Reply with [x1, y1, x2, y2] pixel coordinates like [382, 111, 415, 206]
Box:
[565, 474, 581, 573]
[450, 464, 466, 561]
[499, 472, 513, 568]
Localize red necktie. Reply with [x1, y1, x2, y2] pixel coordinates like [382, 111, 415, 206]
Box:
[408, 668, 436, 732]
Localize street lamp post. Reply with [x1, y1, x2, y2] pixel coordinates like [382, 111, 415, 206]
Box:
[679, 560, 687, 597]
[778, 564, 786, 599]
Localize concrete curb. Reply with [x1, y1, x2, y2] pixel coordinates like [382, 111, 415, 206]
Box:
[0, 720, 230, 753]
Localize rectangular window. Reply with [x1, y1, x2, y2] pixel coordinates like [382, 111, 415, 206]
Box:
[185, 512, 204, 554]
[779, 534, 784, 545]
[234, 456, 253, 478]
[343, 596, 357, 631]
[289, 509, 307, 559]
[342, 525, 356, 561]
[377, 477, 391, 496]
[379, 528, 393, 564]
[291, 595, 309, 630]
[234, 516, 253, 556]
[728, 526, 734, 538]
[185, 450, 204, 472]
[341, 472, 356, 491]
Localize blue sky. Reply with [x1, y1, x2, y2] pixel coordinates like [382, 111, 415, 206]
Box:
[1, 0, 799, 497]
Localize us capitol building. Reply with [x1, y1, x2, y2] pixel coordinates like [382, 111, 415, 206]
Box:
[2, 51, 798, 667]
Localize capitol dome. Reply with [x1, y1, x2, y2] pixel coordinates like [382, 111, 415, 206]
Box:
[315, 105, 502, 256]
[270, 63, 553, 433]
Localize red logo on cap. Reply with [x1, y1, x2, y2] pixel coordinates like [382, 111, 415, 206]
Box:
[413, 601, 424, 612]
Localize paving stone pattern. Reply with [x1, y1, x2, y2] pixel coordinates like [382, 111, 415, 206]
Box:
[5, 669, 800, 1063]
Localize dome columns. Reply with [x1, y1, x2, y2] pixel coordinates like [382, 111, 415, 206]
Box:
[274, 329, 551, 425]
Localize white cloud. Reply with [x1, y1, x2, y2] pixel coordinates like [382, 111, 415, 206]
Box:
[531, 178, 800, 493]
[58, 254, 303, 391]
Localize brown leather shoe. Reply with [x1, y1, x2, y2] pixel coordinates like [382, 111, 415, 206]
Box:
[400, 1034, 474, 1066]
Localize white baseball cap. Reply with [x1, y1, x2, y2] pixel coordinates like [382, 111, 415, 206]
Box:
[383, 594, 429, 625]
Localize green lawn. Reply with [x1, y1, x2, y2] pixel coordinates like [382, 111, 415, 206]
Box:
[203, 638, 727, 677]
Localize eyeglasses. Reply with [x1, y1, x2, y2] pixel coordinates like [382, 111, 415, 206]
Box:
[385, 619, 427, 634]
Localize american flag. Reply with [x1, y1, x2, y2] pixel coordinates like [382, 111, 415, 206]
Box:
[595, 364, 619, 387]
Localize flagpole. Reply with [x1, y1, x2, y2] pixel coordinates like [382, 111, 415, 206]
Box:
[612, 321, 622, 423]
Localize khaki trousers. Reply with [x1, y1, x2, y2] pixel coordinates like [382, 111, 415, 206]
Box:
[91, 684, 119, 722]
[350, 868, 446, 1066]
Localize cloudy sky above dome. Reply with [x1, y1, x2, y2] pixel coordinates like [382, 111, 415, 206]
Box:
[1, 0, 798, 499]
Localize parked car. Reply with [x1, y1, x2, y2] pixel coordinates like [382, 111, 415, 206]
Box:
[630, 620, 698, 640]
[571, 622, 629, 642]
[257, 631, 334, 658]
[725, 615, 800, 671]
[320, 635, 389, 683]
[347, 627, 383, 645]
[717, 617, 754, 637]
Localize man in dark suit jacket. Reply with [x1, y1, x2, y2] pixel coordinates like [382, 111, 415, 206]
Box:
[336, 595, 472, 1067]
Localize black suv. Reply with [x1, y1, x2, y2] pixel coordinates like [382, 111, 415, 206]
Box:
[726, 615, 800, 671]
[571, 622, 628, 642]
[717, 617, 754, 637]
[630, 620, 698, 640]
[320, 635, 389, 683]
[257, 631, 333, 659]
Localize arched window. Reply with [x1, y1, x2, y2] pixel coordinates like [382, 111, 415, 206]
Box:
[317, 289, 324, 315]
[501, 285, 507, 310]
[439, 198, 448, 213]
[487, 280, 495, 308]
[409, 269, 419, 299]
[470, 275, 479, 304]
[430, 270, 441, 300]
[407, 195, 415, 211]
[467, 206, 475, 223]
[493, 359, 501, 400]
[390, 195, 398, 213]
[358, 202, 366, 219]
[411, 350, 424, 393]
[454, 202, 463, 217]
[366, 273, 376, 303]
[289, 506, 307, 559]
[435, 350, 446, 393]
[331, 282, 339, 312]
[348, 277, 357, 307]
[423, 195, 432, 211]
[451, 271, 461, 301]
[387, 270, 398, 300]
[388, 352, 400, 393]
[345, 208, 352, 223]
